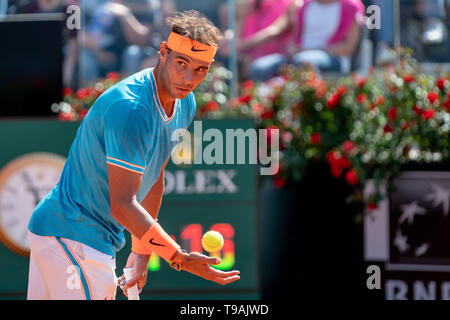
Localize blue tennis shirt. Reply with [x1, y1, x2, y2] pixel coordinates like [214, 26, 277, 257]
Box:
[28, 68, 196, 257]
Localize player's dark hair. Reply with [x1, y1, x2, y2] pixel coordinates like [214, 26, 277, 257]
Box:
[165, 10, 223, 49]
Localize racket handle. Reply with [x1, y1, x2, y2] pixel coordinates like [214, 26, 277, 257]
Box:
[123, 268, 140, 300]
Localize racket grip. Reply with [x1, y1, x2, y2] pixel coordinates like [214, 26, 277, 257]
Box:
[123, 268, 140, 300]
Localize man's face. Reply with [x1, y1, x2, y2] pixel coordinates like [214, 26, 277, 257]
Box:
[159, 44, 211, 99]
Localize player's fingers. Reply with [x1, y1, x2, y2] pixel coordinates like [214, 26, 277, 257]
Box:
[123, 276, 139, 290]
[137, 275, 147, 290]
[119, 277, 128, 298]
[221, 274, 241, 285]
[117, 275, 126, 288]
[209, 268, 240, 278]
[204, 268, 240, 284]
[213, 274, 241, 285]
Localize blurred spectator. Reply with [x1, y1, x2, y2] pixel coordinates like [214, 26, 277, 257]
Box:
[121, 0, 175, 74]
[400, 0, 448, 62]
[288, 0, 366, 76]
[236, 0, 297, 81]
[371, 0, 395, 65]
[81, 1, 142, 82]
[80, 0, 174, 84]
[13, 0, 79, 88]
[373, 0, 448, 64]
[229, 0, 366, 81]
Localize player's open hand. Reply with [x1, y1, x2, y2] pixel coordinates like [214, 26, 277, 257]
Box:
[181, 252, 240, 285]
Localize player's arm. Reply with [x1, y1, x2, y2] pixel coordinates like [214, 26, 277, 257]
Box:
[139, 157, 170, 222]
[108, 164, 155, 239]
[108, 164, 240, 289]
[108, 163, 156, 295]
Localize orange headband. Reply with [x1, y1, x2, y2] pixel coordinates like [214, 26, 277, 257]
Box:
[166, 32, 216, 64]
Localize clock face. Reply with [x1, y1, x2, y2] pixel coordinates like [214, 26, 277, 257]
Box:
[0, 153, 66, 256]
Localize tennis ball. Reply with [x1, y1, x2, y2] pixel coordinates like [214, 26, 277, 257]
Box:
[202, 230, 224, 253]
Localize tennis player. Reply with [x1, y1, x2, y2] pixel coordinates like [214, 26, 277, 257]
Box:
[27, 10, 240, 300]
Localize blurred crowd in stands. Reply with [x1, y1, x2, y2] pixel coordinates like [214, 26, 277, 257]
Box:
[3, 0, 450, 89]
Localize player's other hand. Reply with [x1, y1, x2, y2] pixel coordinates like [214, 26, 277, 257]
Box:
[119, 252, 150, 297]
[180, 251, 240, 285]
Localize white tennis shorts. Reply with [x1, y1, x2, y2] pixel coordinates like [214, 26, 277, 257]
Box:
[27, 231, 118, 300]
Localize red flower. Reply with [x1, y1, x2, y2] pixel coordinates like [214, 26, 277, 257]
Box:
[366, 202, 378, 211]
[326, 150, 351, 170]
[251, 102, 265, 115]
[427, 91, 439, 104]
[338, 156, 352, 170]
[357, 93, 367, 104]
[307, 77, 328, 99]
[58, 111, 75, 121]
[310, 132, 321, 145]
[422, 109, 435, 120]
[106, 72, 119, 81]
[326, 93, 340, 109]
[325, 86, 347, 109]
[62, 87, 73, 96]
[79, 108, 89, 121]
[356, 77, 366, 89]
[326, 150, 339, 165]
[201, 100, 220, 113]
[326, 150, 352, 179]
[345, 169, 359, 186]
[437, 78, 448, 91]
[75, 88, 90, 100]
[388, 107, 397, 120]
[243, 80, 254, 91]
[412, 104, 423, 116]
[375, 96, 385, 106]
[444, 99, 450, 112]
[228, 98, 241, 109]
[342, 140, 357, 154]
[330, 166, 343, 178]
[237, 94, 251, 104]
[261, 109, 275, 119]
[383, 124, 393, 133]
[96, 88, 104, 98]
[336, 86, 347, 96]
[403, 74, 415, 83]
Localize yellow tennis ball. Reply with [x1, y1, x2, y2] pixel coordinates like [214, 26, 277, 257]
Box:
[202, 230, 224, 253]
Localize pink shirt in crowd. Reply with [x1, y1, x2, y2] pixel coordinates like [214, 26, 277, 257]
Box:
[241, 0, 294, 60]
[295, 0, 365, 48]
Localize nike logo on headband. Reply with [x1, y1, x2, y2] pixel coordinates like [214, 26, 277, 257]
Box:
[191, 46, 208, 52]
